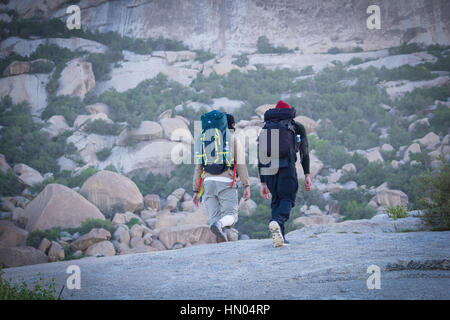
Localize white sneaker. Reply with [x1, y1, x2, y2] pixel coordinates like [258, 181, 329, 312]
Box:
[269, 221, 284, 248]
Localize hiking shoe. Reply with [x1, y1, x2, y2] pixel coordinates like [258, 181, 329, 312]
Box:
[211, 221, 228, 243]
[269, 221, 284, 248]
[283, 239, 290, 246]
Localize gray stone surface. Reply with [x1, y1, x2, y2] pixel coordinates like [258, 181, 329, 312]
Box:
[3, 231, 449, 300]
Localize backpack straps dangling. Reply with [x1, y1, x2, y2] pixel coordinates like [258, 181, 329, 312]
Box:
[230, 162, 237, 189]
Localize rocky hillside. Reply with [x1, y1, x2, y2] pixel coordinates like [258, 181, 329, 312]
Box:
[2, 0, 450, 54]
[0, 2, 449, 270]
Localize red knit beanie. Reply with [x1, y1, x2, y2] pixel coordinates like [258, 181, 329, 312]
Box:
[275, 100, 290, 109]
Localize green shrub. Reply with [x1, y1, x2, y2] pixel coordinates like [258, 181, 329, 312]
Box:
[346, 57, 363, 66]
[256, 36, 293, 54]
[340, 200, 376, 220]
[356, 161, 386, 188]
[352, 46, 364, 53]
[233, 54, 249, 67]
[299, 65, 314, 76]
[42, 95, 85, 126]
[29, 167, 98, 195]
[0, 97, 67, 174]
[194, 49, 215, 63]
[67, 167, 98, 188]
[387, 125, 411, 148]
[417, 156, 450, 230]
[386, 204, 408, 220]
[312, 139, 352, 169]
[30, 59, 54, 73]
[96, 148, 112, 161]
[133, 164, 195, 198]
[296, 180, 327, 210]
[103, 164, 118, 172]
[0, 269, 59, 300]
[83, 119, 121, 136]
[73, 218, 115, 235]
[27, 228, 61, 248]
[430, 103, 450, 135]
[394, 84, 450, 115]
[375, 65, 437, 82]
[388, 42, 423, 55]
[85, 49, 123, 81]
[0, 170, 24, 196]
[331, 189, 373, 205]
[126, 217, 140, 229]
[327, 47, 341, 54]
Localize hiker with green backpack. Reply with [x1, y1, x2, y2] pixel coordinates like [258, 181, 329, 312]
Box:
[192, 111, 250, 242]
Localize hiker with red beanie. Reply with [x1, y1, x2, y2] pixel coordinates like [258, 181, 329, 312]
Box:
[258, 100, 311, 247]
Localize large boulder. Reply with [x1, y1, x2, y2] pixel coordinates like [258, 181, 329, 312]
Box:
[23, 184, 105, 232]
[130, 121, 163, 141]
[13, 163, 44, 187]
[42, 115, 70, 139]
[211, 97, 243, 114]
[255, 104, 275, 119]
[67, 131, 115, 165]
[113, 225, 130, 246]
[238, 198, 257, 216]
[57, 58, 95, 98]
[48, 241, 64, 262]
[408, 118, 430, 133]
[85, 102, 111, 117]
[297, 150, 323, 178]
[85, 240, 116, 257]
[163, 188, 186, 211]
[0, 246, 48, 268]
[294, 116, 318, 134]
[99, 140, 191, 176]
[144, 194, 161, 211]
[365, 149, 384, 163]
[3, 61, 30, 76]
[0, 74, 49, 117]
[159, 117, 193, 142]
[403, 143, 421, 162]
[73, 112, 112, 129]
[95, 51, 198, 93]
[415, 132, 441, 150]
[80, 170, 144, 217]
[0, 154, 11, 173]
[375, 189, 408, 208]
[158, 224, 212, 249]
[0, 220, 28, 248]
[70, 228, 111, 252]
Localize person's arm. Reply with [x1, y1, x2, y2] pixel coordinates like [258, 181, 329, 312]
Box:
[192, 163, 202, 194]
[192, 163, 202, 206]
[295, 122, 312, 191]
[234, 135, 251, 200]
[294, 122, 310, 175]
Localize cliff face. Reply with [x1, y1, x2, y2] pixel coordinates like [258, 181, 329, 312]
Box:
[4, 0, 450, 54]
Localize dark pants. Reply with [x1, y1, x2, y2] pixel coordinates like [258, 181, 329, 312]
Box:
[264, 162, 298, 237]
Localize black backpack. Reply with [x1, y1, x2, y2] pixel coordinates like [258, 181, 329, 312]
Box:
[258, 108, 300, 160]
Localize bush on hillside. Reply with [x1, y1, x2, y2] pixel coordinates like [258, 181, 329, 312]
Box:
[417, 156, 450, 230]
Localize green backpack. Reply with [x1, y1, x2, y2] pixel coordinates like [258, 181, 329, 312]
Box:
[195, 110, 233, 175]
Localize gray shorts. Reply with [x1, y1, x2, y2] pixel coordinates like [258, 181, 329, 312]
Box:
[202, 179, 239, 227]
